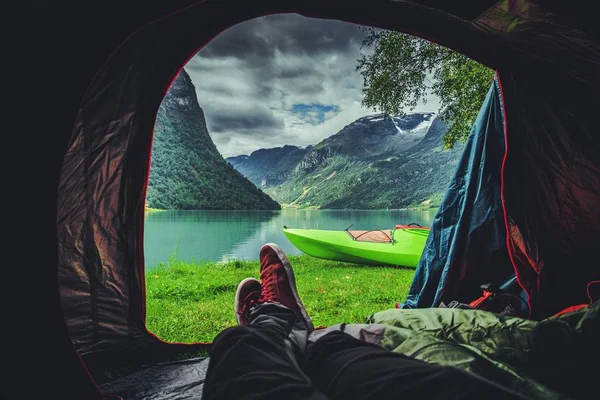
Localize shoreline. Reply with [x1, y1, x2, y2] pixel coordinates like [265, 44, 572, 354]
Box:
[144, 206, 440, 212]
[145, 255, 414, 343]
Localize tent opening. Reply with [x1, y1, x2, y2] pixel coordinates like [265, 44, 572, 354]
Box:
[47, 2, 600, 399]
[142, 13, 508, 345]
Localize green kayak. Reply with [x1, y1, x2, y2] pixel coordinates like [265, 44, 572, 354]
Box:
[283, 225, 430, 268]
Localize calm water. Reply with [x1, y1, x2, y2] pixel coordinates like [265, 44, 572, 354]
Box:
[143, 209, 437, 268]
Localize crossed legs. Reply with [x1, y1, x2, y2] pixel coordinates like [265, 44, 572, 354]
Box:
[202, 244, 528, 400]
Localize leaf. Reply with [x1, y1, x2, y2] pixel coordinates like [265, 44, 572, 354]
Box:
[357, 30, 494, 148]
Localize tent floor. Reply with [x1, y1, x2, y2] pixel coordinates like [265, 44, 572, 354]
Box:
[99, 357, 210, 399]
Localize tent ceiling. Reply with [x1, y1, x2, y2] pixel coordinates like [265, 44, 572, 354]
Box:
[395, 0, 500, 21]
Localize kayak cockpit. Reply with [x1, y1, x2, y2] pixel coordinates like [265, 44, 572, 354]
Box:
[345, 230, 394, 243]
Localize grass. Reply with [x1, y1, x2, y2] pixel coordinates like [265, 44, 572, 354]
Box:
[145, 255, 415, 343]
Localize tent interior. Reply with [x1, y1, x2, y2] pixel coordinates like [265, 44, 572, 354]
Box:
[7, 1, 600, 399]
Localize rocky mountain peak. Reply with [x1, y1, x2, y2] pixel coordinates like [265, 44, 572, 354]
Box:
[353, 112, 436, 132]
[160, 68, 202, 117]
[167, 68, 196, 98]
[295, 111, 438, 173]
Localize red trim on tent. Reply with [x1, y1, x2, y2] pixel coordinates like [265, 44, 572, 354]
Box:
[136, 0, 221, 333]
[497, 71, 532, 318]
[550, 280, 600, 318]
[132, 1, 284, 350]
[587, 280, 600, 303]
[139, 47, 221, 348]
[60, 3, 224, 376]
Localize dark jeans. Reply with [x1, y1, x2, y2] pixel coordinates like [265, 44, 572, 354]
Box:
[202, 305, 528, 400]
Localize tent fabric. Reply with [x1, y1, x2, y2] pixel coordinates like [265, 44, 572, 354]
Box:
[500, 73, 600, 318]
[99, 358, 210, 400]
[7, 0, 600, 399]
[55, 1, 600, 368]
[400, 76, 514, 311]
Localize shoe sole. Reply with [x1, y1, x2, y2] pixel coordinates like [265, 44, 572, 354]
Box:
[234, 277, 260, 326]
[262, 243, 314, 331]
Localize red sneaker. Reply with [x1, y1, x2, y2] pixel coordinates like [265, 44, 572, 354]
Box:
[258, 243, 314, 331]
[234, 277, 260, 326]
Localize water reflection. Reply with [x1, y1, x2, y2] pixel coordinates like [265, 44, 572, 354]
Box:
[144, 209, 437, 267]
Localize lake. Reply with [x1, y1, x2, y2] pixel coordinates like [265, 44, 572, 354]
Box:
[143, 209, 437, 268]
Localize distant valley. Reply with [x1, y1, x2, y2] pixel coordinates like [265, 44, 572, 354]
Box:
[227, 113, 464, 209]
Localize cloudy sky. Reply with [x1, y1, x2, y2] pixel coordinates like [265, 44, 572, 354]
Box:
[184, 14, 440, 158]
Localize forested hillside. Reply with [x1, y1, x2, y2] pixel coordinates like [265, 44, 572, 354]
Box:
[146, 69, 280, 210]
[228, 113, 464, 209]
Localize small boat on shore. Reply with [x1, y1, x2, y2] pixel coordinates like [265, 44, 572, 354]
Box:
[283, 224, 430, 268]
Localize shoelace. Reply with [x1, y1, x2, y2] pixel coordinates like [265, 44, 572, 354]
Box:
[239, 291, 259, 316]
[259, 265, 277, 303]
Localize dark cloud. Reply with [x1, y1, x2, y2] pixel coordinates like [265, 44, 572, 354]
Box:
[182, 14, 440, 157]
[277, 63, 319, 79]
[199, 82, 237, 97]
[184, 15, 372, 156]
[206, 105, 285, 134]
[199, 14, 366, 61]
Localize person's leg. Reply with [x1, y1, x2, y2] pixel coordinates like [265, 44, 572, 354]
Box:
[202, 304, 326, 400]
[304, 330, 530, 400]
[202, 244, 325, 400]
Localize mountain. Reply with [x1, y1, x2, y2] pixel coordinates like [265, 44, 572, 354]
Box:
[227, 113, 464, 209]
[145, 69, 280, 210]
[227, 145, 310, 187]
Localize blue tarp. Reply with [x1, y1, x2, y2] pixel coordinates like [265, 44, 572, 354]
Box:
[401, 77, 514, 309]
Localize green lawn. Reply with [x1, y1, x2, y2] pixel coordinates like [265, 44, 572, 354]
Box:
[145, 255, 415, 343]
